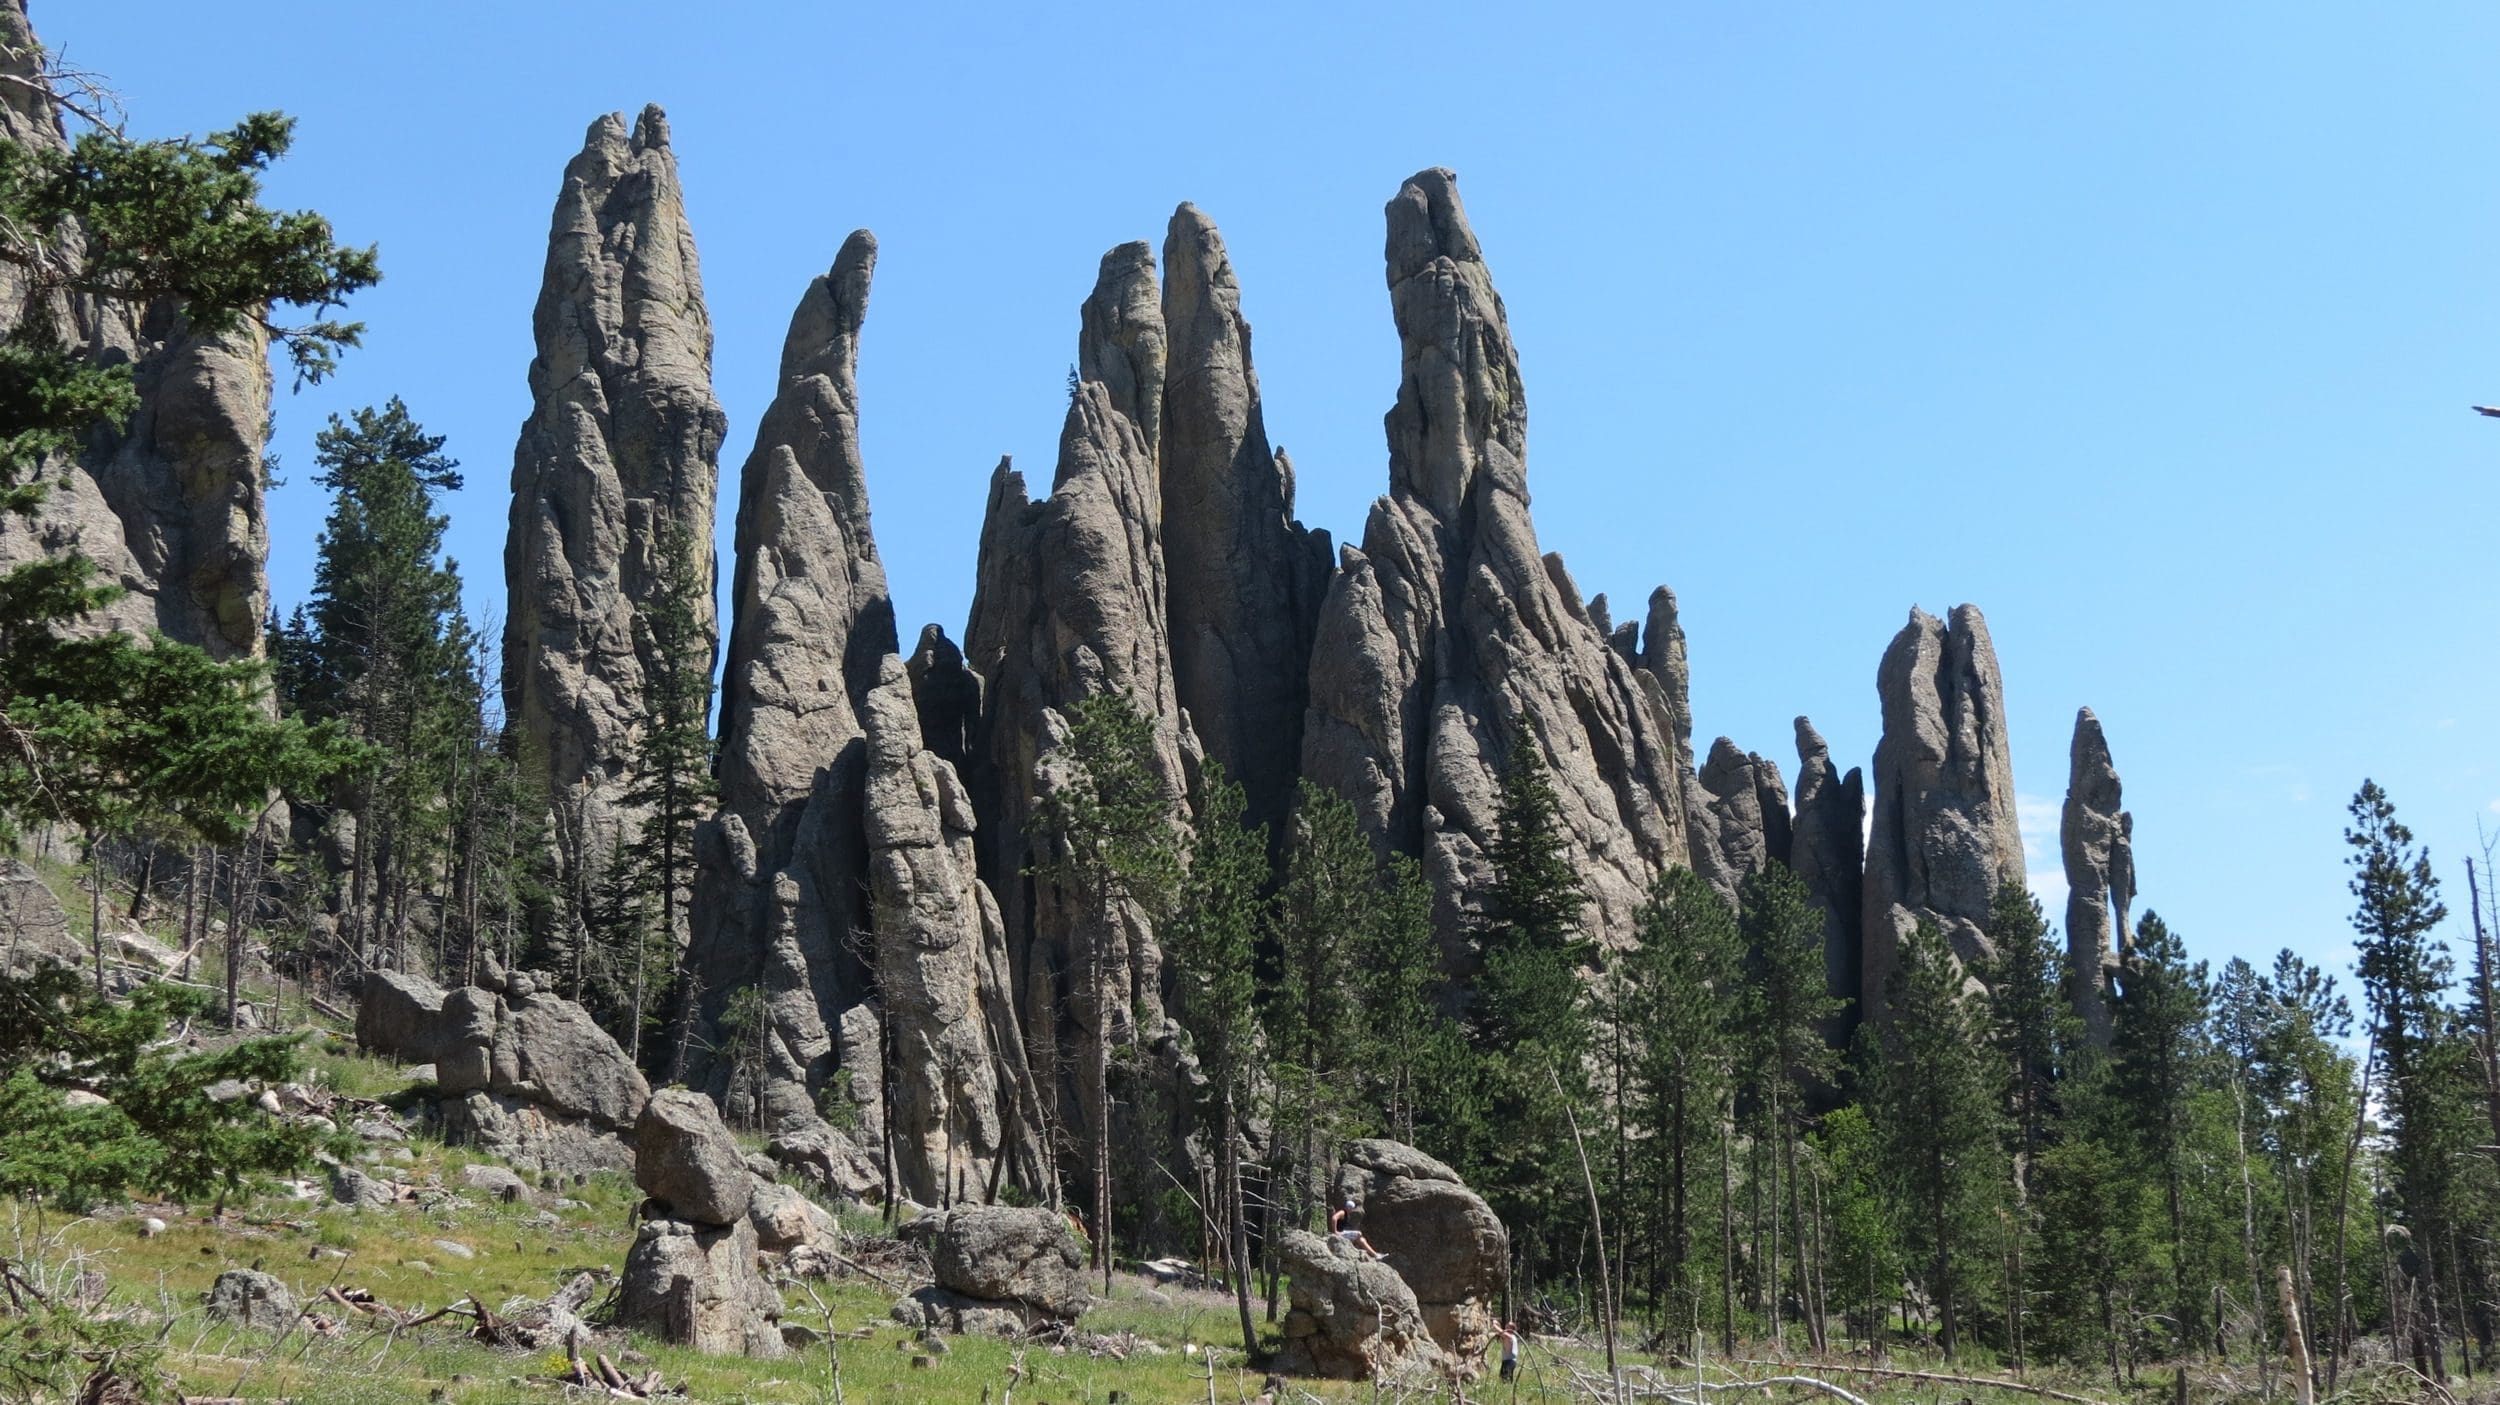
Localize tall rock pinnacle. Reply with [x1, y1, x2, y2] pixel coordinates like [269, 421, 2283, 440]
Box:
[1790, 718, 1866, 1026]
[683, 234, 898, 1129]
[1158, 203, 1332, 837]
[1692, 738, 1791, 894]
[2061, 707, 2134, 1047]
[1302, 169, 1688, 941]
[1860, 604, 2024, 1021]
[963, 242, 1200, 1147]
[503, 105, 725, 869]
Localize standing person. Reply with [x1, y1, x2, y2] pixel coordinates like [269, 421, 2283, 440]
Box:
[1495, 1320, 1521, 1385]
[1331, 1198, 1379, 1255]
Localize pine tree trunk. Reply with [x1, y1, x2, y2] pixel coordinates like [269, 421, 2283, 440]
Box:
[1224, 1083, 1256, 1354]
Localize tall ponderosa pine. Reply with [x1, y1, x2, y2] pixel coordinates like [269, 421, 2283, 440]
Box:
[1979, 881, 2070, 1369]
[1737, 862, 1840, 1350]
[1467, 716, 1595, 1290]
[0, 88, 374, 982]
[280, 399, 470, 972]
[1026, 690, 1181, 1290]
[2107, 910, 2211, 1355]
[1163, 763, 1266, 1352]
[1613, 866, 1741, 1348]
[615, 518, 713, 1070]
[1353, 852, 1446, 1147]
[1267, 781, 1368, 1235]
[2343, 781, 2462, 1380]
[1865, 922, 2002, 1360]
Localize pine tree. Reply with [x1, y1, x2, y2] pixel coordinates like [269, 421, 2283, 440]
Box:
[2107, 910, 2212, 1356]
[1026, 690, 1181, 1290]
[292, 399, 469, 971]
[1979, 881, 2071, 1369]
[1737, 862, 1840, 1349]
[2343, 781, 2461, 1380]
[1615, 866, 1741, 1348]
[1163, 763, 1266, 1352]
[617, 518, 714, 1071]
[1353, 852, 1446, 1147]
[1866, 922, 2002, 1360]
[1467, 715, 1595, 1294]
[1267, 781, 1368, 1235]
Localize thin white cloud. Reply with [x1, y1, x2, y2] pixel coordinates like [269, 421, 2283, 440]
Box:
[2016, 792, 2069, 916]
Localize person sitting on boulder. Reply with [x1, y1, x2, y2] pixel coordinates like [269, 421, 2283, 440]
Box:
[1329, 1198, 1378, 1256]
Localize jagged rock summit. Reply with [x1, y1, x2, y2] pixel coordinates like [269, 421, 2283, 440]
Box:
[504, 104, 725, 876]
[1302, 168, 1691, 942]
[1861, 604, 2024, 1021]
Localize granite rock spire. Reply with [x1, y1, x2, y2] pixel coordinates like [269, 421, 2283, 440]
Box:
[1860, 604, 2024, 1021]
[503, 105, 725, 873]
[1157, 203, 1332, 837]
[2061, 706, 2134, 1047]
[1300, 169, 1689, 943]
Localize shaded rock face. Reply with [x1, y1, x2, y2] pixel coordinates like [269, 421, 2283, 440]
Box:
[1157, 203, 1332, 838]
[1861, 605, 2024, 1021]
[962, 243, 1199, 1152]
[1789, 718, 1866, 1025]
[356, 968, 649, 1173]
[0, 3, 271, 665]
[767, 1123, 885, 1204]
[503, 105, 724, 876]
[1273, 1229, 1444, 1382]
[1303, 169, 1689, 947]
[1331, 1139, 1507, 1360]
[860, 654, 1042, 1204]
[2061, 707, 2134, 1048]
[686, 233, 894, 1130]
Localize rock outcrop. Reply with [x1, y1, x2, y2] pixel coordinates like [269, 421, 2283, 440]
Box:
[891, 1206, 1092, 1334]
[356, 968, 650, 1174]
[206, 1270, 294, 1328]
[0, 1, 272, 665]
[503, 105, 724, 877]
[685, 233, 895, 1131]
[1789, 718, 1866, 1024]
[860, 655, 1042, 1203]
[1860, 605, 2024, 1021]
[1330, 1140, 1507, 1360]
[962, 242, 1199, 1154]
[1690, 738, 1792, 896]
[2061, 707, 2134, 1047]
[1273, 1229, 1444, 1382]
[1157, 203, 1332, 837]
[621, 1086, 784, 1356]
[1302, 170, 1689, 945]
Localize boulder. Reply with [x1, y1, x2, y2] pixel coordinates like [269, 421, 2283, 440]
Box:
[206, 1269, 295, 1327]
[442, 1091, 634, 1178]
[1272, 1229, 1442, 1382]
[1332, 1139, 1507, 1358]
[326, 1162, 399, 1210]
[459, 1163, 530, 1203]
[635, 1089, 751, 1227]
[618, 1216, 784, 1357]
[748, 1179, 839, 1253]
[904, 1206, 1090, 1324]
[889, 1284, 1037, 1338]
[768, 1123, 884, 1203]
[356, 971, 451, 1064]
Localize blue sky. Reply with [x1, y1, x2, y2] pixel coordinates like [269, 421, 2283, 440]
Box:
[64, 2, 2500, 991]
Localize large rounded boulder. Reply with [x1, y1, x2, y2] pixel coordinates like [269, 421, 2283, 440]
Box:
[1332, 1138, 1508, 1359]
[635, 1089, 752, 1227]
[1273, 1229, 1443, 1382]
